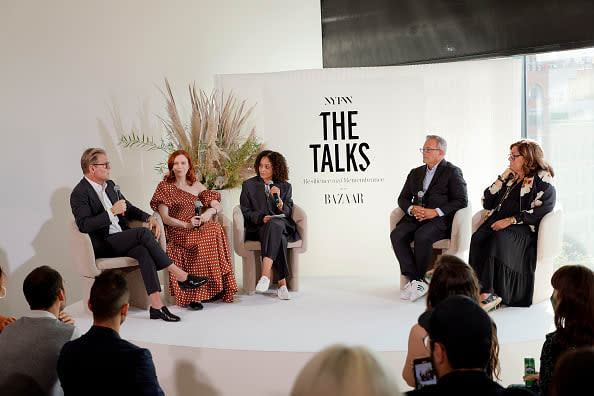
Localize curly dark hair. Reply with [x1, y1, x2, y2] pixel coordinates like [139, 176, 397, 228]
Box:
[254, 150, 289, 182]
[551, 265, 594, 350]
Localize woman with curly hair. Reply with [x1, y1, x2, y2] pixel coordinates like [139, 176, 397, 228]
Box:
[240, 150, 300, 300]
[533, 265, 594, 396]
[470, 139, 556, 309]
[402, 255, 501, 387]
[150, 150, 237, 310]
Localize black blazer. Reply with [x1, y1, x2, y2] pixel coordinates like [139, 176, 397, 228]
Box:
[57, 326, 164, 396]
[70, 178, 150, 257]
[482, 170, 555, 232]
[397, 159, 468, 229]
[240, 176, 299, 240]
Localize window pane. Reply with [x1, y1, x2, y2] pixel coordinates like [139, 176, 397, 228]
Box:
[526, 47, 594, 270]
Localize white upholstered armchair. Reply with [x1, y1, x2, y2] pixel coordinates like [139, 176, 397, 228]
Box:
[69, 216, 166, 310]
[471, 203, 563, 303]
[233, 204, 307, 295]
[390, 205, 473, 288]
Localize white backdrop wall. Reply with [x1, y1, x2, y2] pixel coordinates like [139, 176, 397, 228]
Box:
[0, 0, 322, 316]
[216, 58, 522, 277]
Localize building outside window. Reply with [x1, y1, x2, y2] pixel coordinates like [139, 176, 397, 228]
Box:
[525, 47, 594, 270]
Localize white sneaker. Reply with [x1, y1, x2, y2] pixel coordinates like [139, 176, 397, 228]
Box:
[277, 285, 290, 300]
[400, 281, 413, 301]
[255, 276, 270, 293]
[410, 280, 429, 302]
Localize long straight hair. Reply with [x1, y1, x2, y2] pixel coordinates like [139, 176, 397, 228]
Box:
[551, 265, 594, 349]
[426, 255, 500, 380]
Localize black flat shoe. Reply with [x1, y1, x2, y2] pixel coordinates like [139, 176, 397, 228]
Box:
[178, 274, 209, 291]
[203, 291, 224, 303]
[188, 301, 204, 310]
[149, 306, 181, 322]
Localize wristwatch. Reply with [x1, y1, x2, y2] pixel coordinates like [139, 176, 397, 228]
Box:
[509, 216, 517, 225]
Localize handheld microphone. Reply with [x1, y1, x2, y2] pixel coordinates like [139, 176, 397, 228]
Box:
[417, 191, 425, 208]
[267, 180, 279, 203]
[193, 201, 203, 231]
[114, 185, 125, 215]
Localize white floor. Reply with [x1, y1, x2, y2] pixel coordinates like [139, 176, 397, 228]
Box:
[68, 276, 555, 352]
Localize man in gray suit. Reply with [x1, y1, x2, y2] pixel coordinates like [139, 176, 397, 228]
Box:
[0, 266, 81, 396]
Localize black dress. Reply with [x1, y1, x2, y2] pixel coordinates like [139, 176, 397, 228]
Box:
[240, 176, 300, 280]
[469, 182, 537, 307]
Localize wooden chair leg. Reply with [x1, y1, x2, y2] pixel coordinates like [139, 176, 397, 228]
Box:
[125, 267, 150, 310]
[287, 249, 299, 291]
[242, 253, 257, 295]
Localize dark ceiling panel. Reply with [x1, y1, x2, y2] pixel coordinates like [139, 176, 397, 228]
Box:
[321, 0, 594, 67]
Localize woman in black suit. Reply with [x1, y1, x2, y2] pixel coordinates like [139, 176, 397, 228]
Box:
[240, 150, 300, 300]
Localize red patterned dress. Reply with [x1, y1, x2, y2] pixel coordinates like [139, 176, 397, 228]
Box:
[150, 181, 237, 305]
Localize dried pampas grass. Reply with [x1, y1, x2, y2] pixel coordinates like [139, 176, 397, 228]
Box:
[120, 78, 261, 189]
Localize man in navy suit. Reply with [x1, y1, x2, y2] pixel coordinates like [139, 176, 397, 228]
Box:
[70, 148, 207, 322]
[58, 270, 164, 396]
[390, 136, 468, 301]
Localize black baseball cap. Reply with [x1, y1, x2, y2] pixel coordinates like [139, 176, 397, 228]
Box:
[419, 295, 492, 369]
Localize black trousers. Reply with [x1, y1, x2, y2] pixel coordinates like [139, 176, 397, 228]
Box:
[248, 218, 291, 281]
[103, 228, 171, 295]
[390, 218, 448, 282]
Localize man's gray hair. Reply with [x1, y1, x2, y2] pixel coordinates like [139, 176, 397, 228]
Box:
[426, 135, 447, 154]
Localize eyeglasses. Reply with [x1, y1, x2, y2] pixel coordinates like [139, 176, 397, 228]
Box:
[508, 154, 522, 160]
[423, 335, 431, 350]
[92, 162, 111, 168]
[419, 148, 441, 153]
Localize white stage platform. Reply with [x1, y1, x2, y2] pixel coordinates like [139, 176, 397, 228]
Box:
[67, 277, 555, 395]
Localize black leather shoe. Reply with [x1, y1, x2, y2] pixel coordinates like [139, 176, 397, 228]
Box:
[149, 306, 181, 322]
[178, 274, 209, 291]
[188, 301, 204, 310]
[203, 291, 224, 302]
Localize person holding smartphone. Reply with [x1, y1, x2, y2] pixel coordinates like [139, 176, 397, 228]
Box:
[408, 295, 533, 396]
[402, 255, 501, 388]
[240, 150, 300, 300]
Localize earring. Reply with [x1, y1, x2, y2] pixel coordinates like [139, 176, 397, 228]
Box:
[0, 285, 6, 299]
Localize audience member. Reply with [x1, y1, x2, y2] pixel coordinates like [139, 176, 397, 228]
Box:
[530, 265, 594, 396]
[57, 269, 164, 396]
[0, 266, 81, 396]
[408, 295, 533, 395]
[402, 255, 501, 387]
[0, 262, 16, 333]
[291, 344, 401, 396]
[549, 346, 594, 396]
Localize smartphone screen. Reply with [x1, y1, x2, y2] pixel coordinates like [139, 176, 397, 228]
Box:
[413, 357, 438, 389]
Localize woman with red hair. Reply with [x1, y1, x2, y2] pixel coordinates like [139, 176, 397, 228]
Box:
[150, 150, 237, 309]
